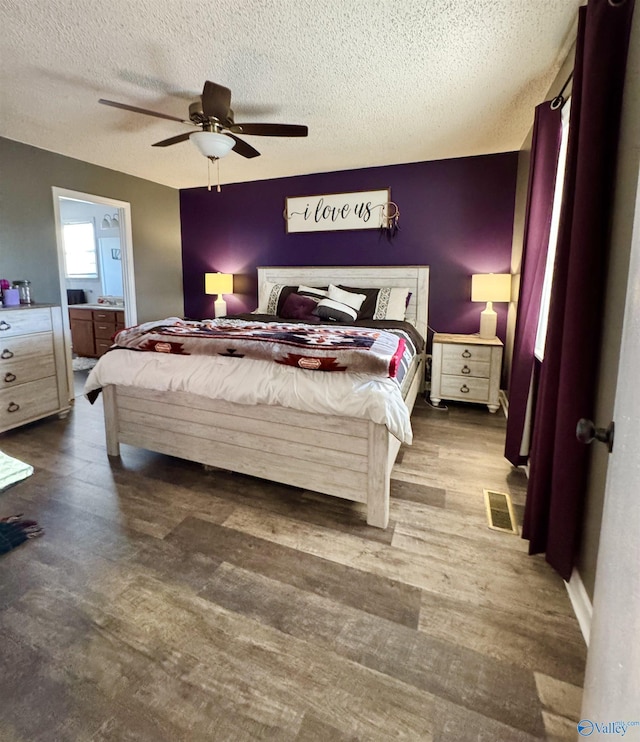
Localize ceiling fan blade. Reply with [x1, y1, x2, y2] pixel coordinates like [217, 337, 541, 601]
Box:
[99, 98, 192, 124]
[229, 123, 308, 137]
[202, 81, 232, 121]
[228, 134, 261, 159]
[152, 132, 193, 147]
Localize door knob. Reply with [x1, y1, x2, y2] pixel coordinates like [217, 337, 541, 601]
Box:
[576, 418, 614, 453]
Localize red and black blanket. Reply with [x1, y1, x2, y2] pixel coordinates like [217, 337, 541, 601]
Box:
[112, 318, 406, 377]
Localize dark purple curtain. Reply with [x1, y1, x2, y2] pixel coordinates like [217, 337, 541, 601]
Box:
[505, 105, 563, 466]
[523, 0, 635, 580]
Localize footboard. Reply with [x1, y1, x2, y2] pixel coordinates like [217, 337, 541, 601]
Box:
[102, 384, 396, 527]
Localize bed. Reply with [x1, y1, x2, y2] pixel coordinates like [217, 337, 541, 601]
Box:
[88, 265, 429, 528]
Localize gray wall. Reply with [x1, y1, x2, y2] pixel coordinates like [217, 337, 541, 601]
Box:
[0, 137, 182, 323]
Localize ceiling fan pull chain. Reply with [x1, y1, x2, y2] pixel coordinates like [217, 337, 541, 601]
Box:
[217, 158, 221, 193]
[207, 157, 212, 192]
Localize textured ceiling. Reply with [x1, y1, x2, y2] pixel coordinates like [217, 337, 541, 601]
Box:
[0, 0, 579, 189]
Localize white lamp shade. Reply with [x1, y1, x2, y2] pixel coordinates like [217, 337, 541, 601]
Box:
[471, 273, 511, 303]
[190, 131, 235, 159]
[204, 272, 233, 296]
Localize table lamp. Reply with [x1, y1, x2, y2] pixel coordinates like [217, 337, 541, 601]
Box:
[471, 273, 511, 338]
[205, 272, 233, 317]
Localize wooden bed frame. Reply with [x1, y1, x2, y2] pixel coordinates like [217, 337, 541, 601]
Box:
[102, 266, 429, 528]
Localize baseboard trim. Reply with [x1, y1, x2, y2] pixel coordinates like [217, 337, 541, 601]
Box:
[565, 568, 592, 645]
[501, 390, 590, 642]
[499, 389, 508, 417]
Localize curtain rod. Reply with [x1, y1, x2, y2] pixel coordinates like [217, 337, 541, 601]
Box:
[550, 70, 574, 110]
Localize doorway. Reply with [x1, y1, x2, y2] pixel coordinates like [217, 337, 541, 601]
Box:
[52, 187, 137, 398]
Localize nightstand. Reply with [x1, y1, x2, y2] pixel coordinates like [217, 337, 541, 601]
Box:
[430, 333, 503, 413]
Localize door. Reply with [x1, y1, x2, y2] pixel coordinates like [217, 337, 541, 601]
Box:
[580, 176, 640, 721]
[52, 187, 137, 396]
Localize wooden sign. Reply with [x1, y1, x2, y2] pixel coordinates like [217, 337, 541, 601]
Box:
[285, 189, 390, 233]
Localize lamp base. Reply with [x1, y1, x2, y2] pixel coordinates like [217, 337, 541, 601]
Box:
[479, 303, 497, 339]
[214, 297, 227, 318]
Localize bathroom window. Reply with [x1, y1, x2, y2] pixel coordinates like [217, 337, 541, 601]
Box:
[62, 221, 99, 278]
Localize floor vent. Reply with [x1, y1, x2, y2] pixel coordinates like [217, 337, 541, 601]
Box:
[483, 489, 518, 534]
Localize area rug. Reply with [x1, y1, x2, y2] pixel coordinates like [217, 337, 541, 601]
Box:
[0, 450, 34, 491]
[72, 356, 98, 372]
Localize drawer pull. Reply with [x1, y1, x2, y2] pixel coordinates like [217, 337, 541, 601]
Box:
[7, 401, 20, 413]
[461, 349, 471, 358]
[1, 349, 14, 359]
[460, 384, 470, 394]
[461, 365, 471, 375]
[4, 372, 17, 383]
[0, 320, 11, 331]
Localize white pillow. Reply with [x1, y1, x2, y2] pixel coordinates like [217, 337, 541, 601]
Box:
[373, 287, 412, 321]
[328, 284, 366, 312]
[257, 281, 275, 313]
[256, 282, 289, 314]
[297, 284, 328, 302]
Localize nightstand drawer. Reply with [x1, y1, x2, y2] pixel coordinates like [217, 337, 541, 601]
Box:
[441, 343, 492, 363]
[440, 375, 489, 401]
[441, 358, 490, 378]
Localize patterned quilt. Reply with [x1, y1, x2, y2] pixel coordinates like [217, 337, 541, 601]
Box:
[112, 318, 407, 378]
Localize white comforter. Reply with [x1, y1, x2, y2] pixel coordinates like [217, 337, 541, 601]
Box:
[84, 349, 413, 443]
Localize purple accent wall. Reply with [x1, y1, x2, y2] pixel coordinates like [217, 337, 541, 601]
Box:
[180, 153, 518, 343]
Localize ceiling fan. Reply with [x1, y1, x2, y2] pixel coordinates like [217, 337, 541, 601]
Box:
[99, 80, 308, 161]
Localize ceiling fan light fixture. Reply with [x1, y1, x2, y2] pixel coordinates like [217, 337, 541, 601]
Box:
[190, 131, 235, 159]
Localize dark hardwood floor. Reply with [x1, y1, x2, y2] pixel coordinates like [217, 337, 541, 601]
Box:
[0, 372, 586, 741]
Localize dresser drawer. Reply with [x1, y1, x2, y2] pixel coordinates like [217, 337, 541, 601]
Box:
[0, 332, 53, 364]
[1, 353, 55, 387]
[440, 375, 490, 402]
[0, 376, 60, 428]
[441, 358, 490, 378]
[0, 308, 52, 337]
[441, 343, 492, 363]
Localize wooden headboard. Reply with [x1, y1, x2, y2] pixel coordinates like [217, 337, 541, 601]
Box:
[257, 265, 429, 341]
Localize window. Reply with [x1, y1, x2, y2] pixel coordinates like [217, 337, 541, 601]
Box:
[534, 100, 571, 361]
[62, 221, 98, 278]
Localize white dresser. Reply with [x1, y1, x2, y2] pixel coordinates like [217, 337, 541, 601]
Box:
[0, 305, 71, 433]
[430, 333, 503, 413]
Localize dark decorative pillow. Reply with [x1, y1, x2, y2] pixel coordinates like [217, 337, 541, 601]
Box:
[337, 285, 380, 320]
[259, 284, 299, 315]
[314, 298, 359, 323]
[279, 293, 321, 323]
[297, 284, 328, 301]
